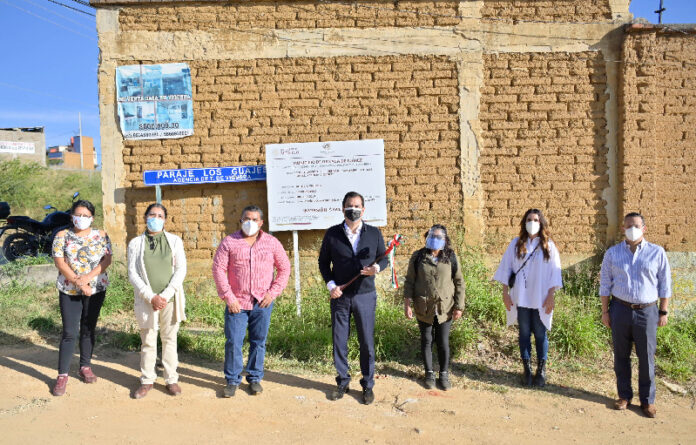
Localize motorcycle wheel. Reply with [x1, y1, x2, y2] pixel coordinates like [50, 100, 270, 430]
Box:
[3, 233, 39, 261]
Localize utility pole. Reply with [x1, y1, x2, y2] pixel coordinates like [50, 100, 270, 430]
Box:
[655, 0, 666, 24]
[79, 112, 84, 169]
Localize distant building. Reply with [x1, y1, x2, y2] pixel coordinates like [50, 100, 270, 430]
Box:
[0, 127, 47, 166]
[47, 136, 97, 169]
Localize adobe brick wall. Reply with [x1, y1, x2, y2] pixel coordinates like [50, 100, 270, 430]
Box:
[479, 51, 610, 254]
[95, 0, 637, 270]
[481, 0, 612, 22]
[122, 55, 461, 258]
[620, 28, 696, 251]
[117, 1, 461, 31]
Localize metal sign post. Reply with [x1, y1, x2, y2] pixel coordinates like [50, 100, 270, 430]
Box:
[293, 230, 301, 316]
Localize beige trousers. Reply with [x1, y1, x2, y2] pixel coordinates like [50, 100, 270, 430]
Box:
[140, 299, 179, 384]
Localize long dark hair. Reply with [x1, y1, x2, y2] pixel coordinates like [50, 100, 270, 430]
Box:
[422, 224, 454, 264]
[515, 208, 551, 261]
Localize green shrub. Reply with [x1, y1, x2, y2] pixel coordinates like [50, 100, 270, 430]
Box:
[656, 306, 696, 382]
[549, 306, 608, 357]
[100, 264, 134, 316]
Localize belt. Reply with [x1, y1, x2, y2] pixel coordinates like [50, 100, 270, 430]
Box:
[612, 297, 656, 310]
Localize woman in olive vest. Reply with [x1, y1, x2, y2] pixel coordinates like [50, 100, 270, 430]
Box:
[403, 224, 465, 390]
[128, 203, 187, 399]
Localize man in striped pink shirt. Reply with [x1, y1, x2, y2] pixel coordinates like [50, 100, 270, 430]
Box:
[212, 205, 290, 398]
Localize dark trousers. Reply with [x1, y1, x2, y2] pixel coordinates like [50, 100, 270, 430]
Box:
[610, 300, 658, 404]
[418, 318, 452, 374]
[58, 291, 106, 374]
[331, 291, 376, 390]
[517, 307, 548, 361]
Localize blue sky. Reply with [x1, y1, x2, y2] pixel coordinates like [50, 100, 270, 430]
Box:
[0, 0, 695, 168]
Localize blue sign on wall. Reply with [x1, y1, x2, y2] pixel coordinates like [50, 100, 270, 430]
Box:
[143, 166, 266, 186]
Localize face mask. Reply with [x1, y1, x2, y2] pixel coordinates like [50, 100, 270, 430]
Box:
[72, 215, 92, 230]
[242, 220, 259, 236]
[625, 226, 643, 242]
[147, 217, 164, 233]
[344, 207, 362, 222]
[425, 236, 445, 251]
[526, 221, 540, 236]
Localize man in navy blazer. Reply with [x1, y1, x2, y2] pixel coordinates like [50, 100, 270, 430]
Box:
[318, 191, 387, 404]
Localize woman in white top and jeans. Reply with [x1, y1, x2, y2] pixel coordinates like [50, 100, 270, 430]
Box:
[493, 209, 562, 387]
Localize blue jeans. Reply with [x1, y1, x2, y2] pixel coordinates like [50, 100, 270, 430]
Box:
[223, 301, 274, 385]
[517, 307, 548, 361]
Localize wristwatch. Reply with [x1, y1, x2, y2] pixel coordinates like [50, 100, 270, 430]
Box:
[658, 310, 668, 316]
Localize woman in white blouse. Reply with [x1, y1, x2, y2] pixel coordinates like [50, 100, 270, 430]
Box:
[493, 208, 562, 387]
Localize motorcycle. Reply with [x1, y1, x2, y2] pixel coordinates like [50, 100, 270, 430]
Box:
[0, 192, 80, 262]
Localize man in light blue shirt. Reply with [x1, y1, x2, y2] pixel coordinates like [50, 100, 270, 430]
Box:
[599, 212, 671, 419]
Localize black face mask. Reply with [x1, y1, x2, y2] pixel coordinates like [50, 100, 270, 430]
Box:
[344, 207, 362, 222]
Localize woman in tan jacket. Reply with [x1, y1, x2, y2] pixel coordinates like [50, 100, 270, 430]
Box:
[403, 224, 465, 390]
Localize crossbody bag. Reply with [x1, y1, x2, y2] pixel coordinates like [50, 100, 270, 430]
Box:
[508, 244, 539, 289]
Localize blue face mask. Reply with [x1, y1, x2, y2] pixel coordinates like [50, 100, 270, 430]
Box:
[425, 236, 445, 250]
[147, 217, 164, 233]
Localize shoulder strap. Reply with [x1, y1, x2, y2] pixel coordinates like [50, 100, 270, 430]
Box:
[515, 244, 539, 275]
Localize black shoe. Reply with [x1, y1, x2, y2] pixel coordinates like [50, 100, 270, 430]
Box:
[522, 359, 533, 387]
[328, 384, 349, 401]
[249, 382, 263, 396]
[223, 383, 237, 398]
[533, 359, 546, 388]
[438, 372, 452, 391]
[424, 371, 436, 389]
[249, 381, 263, 395]
[362, 388, 374, 405]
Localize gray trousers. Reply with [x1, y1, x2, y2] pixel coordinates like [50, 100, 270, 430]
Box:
[609, 299, 658, 404]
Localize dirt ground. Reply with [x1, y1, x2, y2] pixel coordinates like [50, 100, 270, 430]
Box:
[0, 343, 694, 445]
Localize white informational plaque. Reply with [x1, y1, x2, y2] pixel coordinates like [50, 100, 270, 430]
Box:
[266, 139, 387, 231]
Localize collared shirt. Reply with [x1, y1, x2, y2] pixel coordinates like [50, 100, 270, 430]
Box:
[599, 239, 671, 304]
[212, 230, 291, 310]
[344, 221, 363, 254]
[326, 221, 379, 291]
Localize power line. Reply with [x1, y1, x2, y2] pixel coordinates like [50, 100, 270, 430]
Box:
[20, 0, 95, 32]
[45, 0, 95, 17]
[0, 0, 97, 41]
[69, 0, 94, 8]
[0, 81, 97, 108]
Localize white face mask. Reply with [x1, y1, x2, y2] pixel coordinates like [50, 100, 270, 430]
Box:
[241, 220, 259, 236]
[525, 220, 540, 236]
[625, 226, 643, 242]
[72, 215, 93, 230]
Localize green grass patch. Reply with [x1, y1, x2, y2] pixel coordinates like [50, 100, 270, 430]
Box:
[0, 233, 693, 385]
[0, 159, 102, 227]
[100, 264, 133, 316]
[656, 306, 696, 382]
